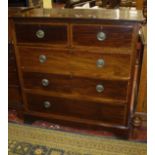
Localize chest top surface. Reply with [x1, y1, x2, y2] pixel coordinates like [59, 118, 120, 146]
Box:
[12, 8, 144, 23]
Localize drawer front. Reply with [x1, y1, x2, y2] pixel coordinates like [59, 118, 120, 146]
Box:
[26, 93, 126, 125]
[69, 50, 131, 79]
[23, 72, 128, 101]
[19, 47, 131, 79]
[15, 23, 68, 45]
[18, 47, 71, 74]
[72, 25, 133, 48]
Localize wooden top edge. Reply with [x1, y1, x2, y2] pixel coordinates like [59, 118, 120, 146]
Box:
[10, 8, 144, 22]
[8, 7, 33, 17]
[8, 6, 41, 18]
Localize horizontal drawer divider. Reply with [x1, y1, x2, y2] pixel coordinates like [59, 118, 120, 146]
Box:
[24, 111, 128, 129]
[16, 43, 69, 47]
[70, 47, 133, 55]
[17, 44, 132, 55]
[23, 89, 127, 105]
[21, 69, 131, 81]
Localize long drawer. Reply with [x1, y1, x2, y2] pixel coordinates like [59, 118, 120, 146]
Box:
[23, 72, 128, 101]
[18, 47, 131, 79]
[26, 93, 127, 125]
[14, 23, 68, 45]
[72, 24, 133, 48]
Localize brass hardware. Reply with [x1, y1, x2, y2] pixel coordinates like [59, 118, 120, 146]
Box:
[96, 84, 104, 93]
[43, 101, 51, 108]
[41, 79, 49, 87]
[39, 55, 47, 63]
[36, 29, 45, 38]
[96, 59, 105, 68]
[97, 32, 106, 41]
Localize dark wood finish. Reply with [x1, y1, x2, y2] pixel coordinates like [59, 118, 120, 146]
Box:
[18, 47, 131, 80]
[8, 8, 24, 110]
[72, 24, 133, 48]
[23, 72, 129, 101]
[8, 86, 22, 109]
[8, 44, 19, 86]
[8, 70, 19, 86]
[26, 93, 126, 125]
[15, 23, 68, 45]
[12, 8, 143, 22]
[11, 8, 143, 138]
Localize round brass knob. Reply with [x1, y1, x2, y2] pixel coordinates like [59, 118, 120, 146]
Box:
[96, 84, 104, 93]
[43, 101, 51, 108]
[96, 59, 105, 68]
[41, 79, 49, 87]
[39, 55, 47, 63]
[97, 32, 106, 41]
[36, 29, 45, 39]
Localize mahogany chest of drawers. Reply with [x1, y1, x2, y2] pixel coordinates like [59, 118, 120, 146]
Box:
[11, 8, 143, 137]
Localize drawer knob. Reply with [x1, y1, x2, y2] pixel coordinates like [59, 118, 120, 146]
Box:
[97, 32, 106, 41]
[36, 29, 45, 38]
[96, 84, 104, 93]
[96, 59, 105, 68]
[39, 55, 47, 63]
[41, 79, 49, 87]
[43, 101, 51, 108]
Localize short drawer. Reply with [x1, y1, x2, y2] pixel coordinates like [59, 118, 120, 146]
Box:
[23, 72, 128, 101]
[26, 93, 126, 125]
[72, 24, 133, 48]
[15, 23, 68, 45]
[18, 47, 131, 79]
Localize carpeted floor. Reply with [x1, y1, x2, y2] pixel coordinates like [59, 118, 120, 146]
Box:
[9, 123, 147, 155]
